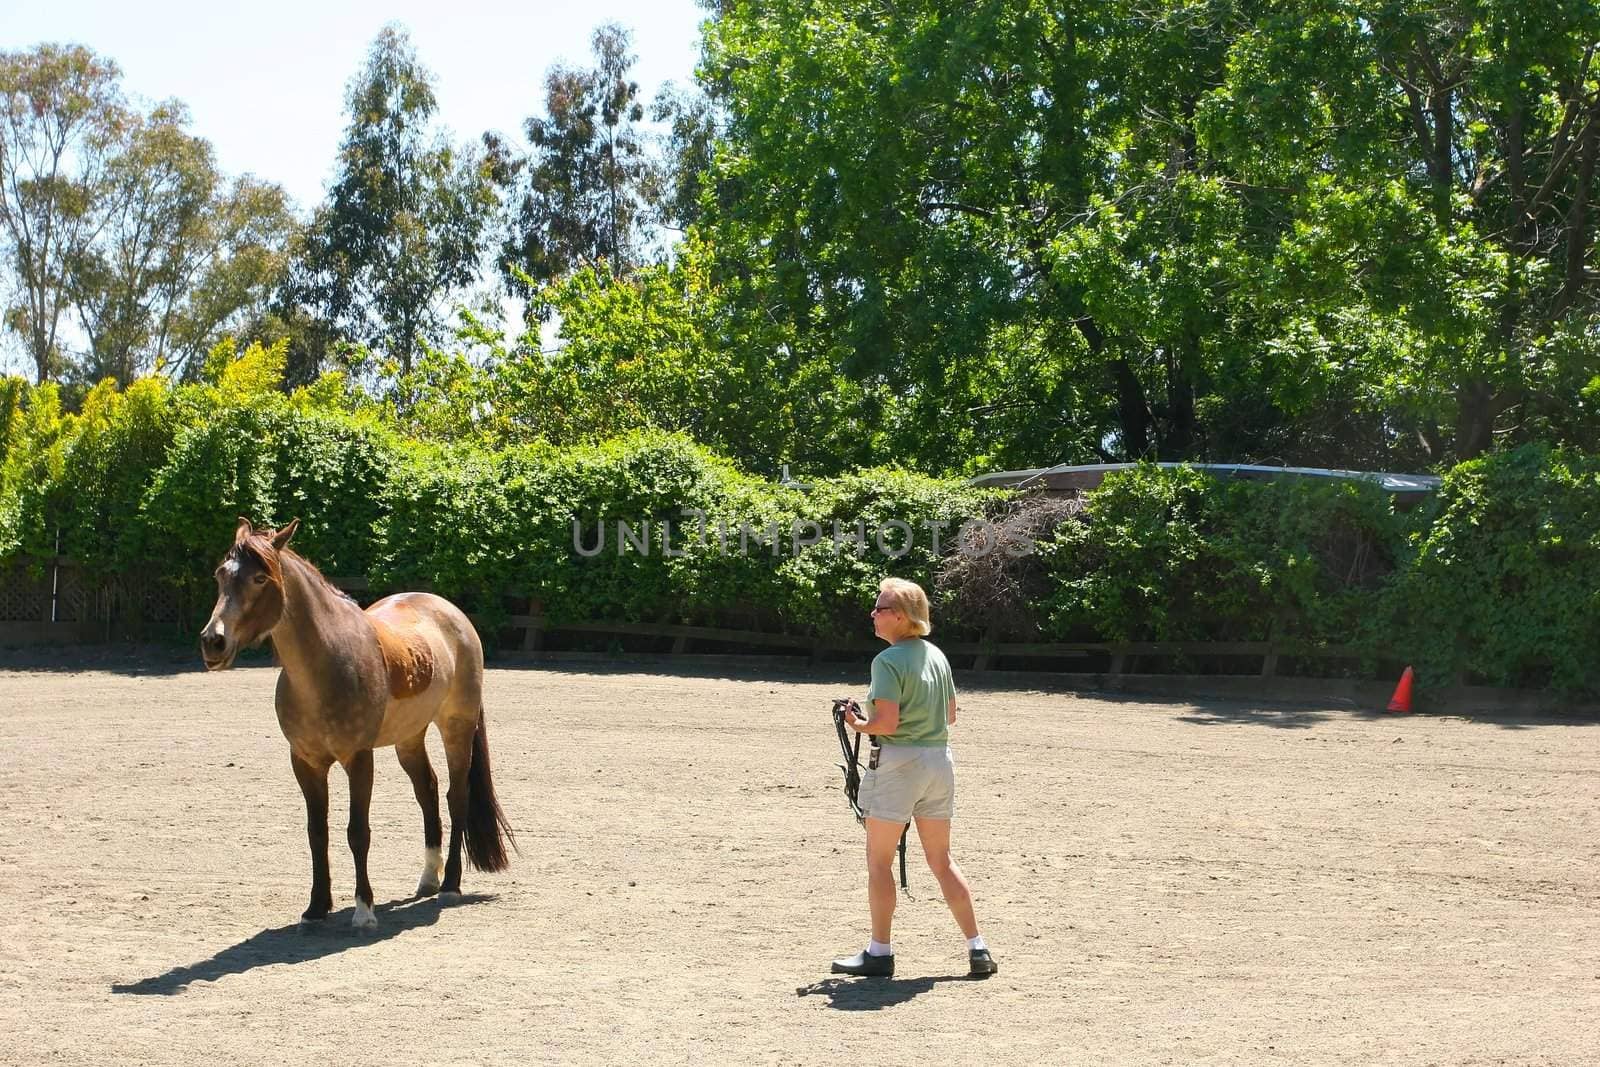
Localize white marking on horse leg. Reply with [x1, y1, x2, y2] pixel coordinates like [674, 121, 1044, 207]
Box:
[417, 847, 444, 895]
[352, 898, 378, 930]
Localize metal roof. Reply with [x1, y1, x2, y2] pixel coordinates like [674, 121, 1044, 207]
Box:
[968, 462, 1442, 496]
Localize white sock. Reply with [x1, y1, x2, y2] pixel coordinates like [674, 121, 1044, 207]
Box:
[867, 939, 893, 957]
[967, 934, 987, 952]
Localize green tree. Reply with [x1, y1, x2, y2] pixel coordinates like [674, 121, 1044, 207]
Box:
[697, 0, 1600, 470]
[699, 0, 1208, 471]
[64, 104, 295, 386]
[1218, 0, 1600, 460]
[649, 81, 719, 234]
[285, 25, 499, 376]
[499, 22, 656, 313]
[164, 175, 297, 379]
[0, 44, 129, 382]
[65, 104, 211, 384]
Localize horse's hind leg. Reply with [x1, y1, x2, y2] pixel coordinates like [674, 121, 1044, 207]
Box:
[290, 752, 334, 923]
[397, 734, 444, 895]
[438, 716, 475, 900]
[345, 749, 378, 929]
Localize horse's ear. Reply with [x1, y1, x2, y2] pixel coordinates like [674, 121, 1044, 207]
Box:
[234, 517, 254, 543]
[270, 518, 300, 550]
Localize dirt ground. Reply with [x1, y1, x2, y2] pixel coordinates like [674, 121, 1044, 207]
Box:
[0, 651, 1597, 1067]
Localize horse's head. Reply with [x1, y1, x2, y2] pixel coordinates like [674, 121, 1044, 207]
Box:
[200, 516, 299, 670]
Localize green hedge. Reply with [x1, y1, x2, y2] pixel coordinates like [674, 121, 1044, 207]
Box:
[141, 404, 398, 581]
[369, 432, 994, 630]
[1031, 447, 1600, 694]
[1385, 445, 1600, 692]
[0, 364, 993, 639]
[2, 365, 1597, 696]
[1038, 465, 1412, 648]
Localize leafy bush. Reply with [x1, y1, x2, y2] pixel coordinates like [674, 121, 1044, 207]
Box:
[1385, 444, 1600, 693]
[43, 378, 180, 574]
[374, 431, 739, 622]
[779, 469, 995, 635]
[2, 380, 78, 564]
[373, 435, 993, 635]
[5, 367, 1599, 694]
[140, 401, 399, 587]
[1037, 465, 1410, 649]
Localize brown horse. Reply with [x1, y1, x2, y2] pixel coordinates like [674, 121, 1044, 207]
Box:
[199, 517, 514, 928]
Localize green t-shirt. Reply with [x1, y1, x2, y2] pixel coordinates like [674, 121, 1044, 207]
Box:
[867, 638, 954, 747]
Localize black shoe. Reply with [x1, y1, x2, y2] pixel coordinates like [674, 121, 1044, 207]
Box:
[831, 950, 894, 978]
[969, 948, 998, 977]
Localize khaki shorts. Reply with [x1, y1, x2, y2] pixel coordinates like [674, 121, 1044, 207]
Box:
[860, 744, 955, 823]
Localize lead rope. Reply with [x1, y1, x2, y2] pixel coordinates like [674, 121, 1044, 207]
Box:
[831, 698, 909, 893]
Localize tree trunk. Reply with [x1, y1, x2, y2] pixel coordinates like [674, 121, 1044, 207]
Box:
[1159, 343, 1197, 461]
[1112, 357, 1152, 459]
[1554, 109, 1599, 318]
[1453, 379, 1498, 460]
[1072, 315, 1152, 459]
[1428, 84, 1454, 227]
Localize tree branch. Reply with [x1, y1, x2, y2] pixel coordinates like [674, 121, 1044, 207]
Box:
[1551, 106, 1600, 320]
[917, 200, 1000, 221]
[1529, 93, 1600, 218]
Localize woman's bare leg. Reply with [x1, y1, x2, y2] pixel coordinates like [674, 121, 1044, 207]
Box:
[864, 816, 907, 944]
[914, 816, 979, 939]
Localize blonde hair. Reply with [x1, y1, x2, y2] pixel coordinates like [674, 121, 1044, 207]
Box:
[879, 577, 932, 636]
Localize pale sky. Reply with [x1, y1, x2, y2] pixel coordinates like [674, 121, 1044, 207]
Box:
[4, 0, 711, 213]
[2, 0, 710, 375]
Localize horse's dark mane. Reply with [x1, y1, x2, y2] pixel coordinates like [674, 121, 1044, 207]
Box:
[281, 545, 357, 604]
[231, 535, 354, 605]
[228, 536, 283, 591]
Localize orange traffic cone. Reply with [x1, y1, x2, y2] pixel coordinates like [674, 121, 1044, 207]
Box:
[1386, 666, 1414, 713]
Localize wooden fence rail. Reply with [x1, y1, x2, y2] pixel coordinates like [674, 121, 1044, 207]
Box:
[488, 612, 1369, 677]
[1, 556, 1374, 678]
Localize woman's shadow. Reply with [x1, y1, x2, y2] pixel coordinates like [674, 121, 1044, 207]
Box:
[111, 894, 494, 996]
[795, 974, 976, 1010]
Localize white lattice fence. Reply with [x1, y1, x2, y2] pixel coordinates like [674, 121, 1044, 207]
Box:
[53, 565, 93, 623]
[0, 563, 50, 622]
[100, 571, 186, 626]
[0, 557, 190, 631]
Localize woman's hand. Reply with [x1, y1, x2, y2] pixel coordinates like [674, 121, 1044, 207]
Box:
[841, 701, 868, 731]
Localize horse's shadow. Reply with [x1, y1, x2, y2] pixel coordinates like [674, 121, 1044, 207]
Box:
[795, 974, 976, 1010]
[111, 893, 495, 996]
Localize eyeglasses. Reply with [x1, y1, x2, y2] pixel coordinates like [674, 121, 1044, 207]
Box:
[870, 604, 896, 615]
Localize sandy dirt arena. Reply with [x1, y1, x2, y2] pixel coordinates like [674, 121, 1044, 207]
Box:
[0, 652, 1597, 1066]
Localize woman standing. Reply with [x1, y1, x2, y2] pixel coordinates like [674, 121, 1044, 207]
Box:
[831, 577, 997, 979]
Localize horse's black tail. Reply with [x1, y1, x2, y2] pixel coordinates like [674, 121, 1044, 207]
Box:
[465, 709, 517, 872]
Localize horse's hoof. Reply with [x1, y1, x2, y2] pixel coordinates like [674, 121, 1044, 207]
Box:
[439, 890, 462, 905]
[352, 900, 378, 930]
[299, 910, 329, 928]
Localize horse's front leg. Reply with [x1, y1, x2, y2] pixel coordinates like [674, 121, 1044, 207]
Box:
[345, 748, 377, 929]
[290, 752, 334, 923]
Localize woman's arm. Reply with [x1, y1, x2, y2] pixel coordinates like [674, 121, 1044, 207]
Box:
[845, 699, 901, 736]
[948, 697, 957, 725]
